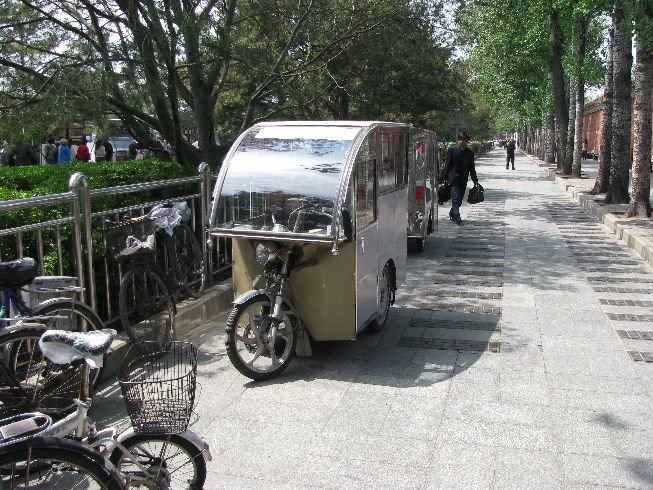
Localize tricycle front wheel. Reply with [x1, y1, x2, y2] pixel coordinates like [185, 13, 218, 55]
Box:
[225, 294, 297, 381]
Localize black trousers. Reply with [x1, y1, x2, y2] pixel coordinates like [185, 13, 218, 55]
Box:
[506, 153, 515, 168]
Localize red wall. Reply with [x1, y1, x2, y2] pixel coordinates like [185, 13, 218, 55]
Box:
[582, 97, 653, 161]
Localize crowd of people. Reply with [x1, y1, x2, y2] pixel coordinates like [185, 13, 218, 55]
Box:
[0, 137, 117, 166]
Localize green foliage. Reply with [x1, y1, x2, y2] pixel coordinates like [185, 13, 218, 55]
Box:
[0, 159, 197, 231]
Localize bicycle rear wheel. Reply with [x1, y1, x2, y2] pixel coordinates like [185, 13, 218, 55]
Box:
[168, 223, 205, 298]
[0, 436, 123, 489]
[0, 325, 87, 418]
[30, 298, 104, 388]
[119, 265, 175, 353]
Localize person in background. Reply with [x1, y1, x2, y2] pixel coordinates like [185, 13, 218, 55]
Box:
[103, 139, 114, 162]
[128, 140, 138, 160]
[76, 139, 90, 162]
[441, 132, 479, 226]
[94, 139, 106, 162]
[58, 138, 72, 163]
[582, 139, 588, 160]
[44, 137, 57, 164]
[506, 138, 516, 170]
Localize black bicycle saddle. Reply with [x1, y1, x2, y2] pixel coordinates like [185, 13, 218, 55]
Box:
[0, 257, 39, 288]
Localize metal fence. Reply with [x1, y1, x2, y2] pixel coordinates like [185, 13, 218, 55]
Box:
[0, 163, 231, 324]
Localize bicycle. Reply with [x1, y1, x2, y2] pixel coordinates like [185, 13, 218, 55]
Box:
[0, 257, 106, 416]
[0, 328, 211, 488]
[103, 202, 205, 354]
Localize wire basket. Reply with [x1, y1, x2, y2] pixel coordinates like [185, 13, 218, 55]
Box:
[104, 218, 156, 261]
[118, 341, 198, 434]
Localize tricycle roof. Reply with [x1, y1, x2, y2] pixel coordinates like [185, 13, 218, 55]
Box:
[209, 121, 410, 243]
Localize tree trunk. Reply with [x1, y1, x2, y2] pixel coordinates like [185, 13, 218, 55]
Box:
[545, 112, 556, 164]
[591, 26, 614, 195]
[607, 0, 633, 204]
[625, 34, 653, 217]
[572, 16, 589, 178]
[563, 78, 576, 175]
[549, 12, 568, 170]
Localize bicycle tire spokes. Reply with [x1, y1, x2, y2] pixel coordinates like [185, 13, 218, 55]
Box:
[0, 329, 84, 418]
[170, 224, 205, 298]
[120, 267, 174, 353]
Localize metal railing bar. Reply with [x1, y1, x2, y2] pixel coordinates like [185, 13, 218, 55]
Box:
[90, 194, 201, 220]
[0, 192, 76, 211]
[0, 217, 75, 237]
[89, 176, 201, 198]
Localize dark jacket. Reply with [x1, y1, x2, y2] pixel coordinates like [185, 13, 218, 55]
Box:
[443, 143, 478, 188]
[506, 141, 516, 155]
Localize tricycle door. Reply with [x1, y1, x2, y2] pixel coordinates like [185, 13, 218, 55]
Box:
[353, 134, 379, 333]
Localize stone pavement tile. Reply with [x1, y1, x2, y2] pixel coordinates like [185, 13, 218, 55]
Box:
[296, 457, 428, 489]
[498, 371, 550, 407]
[500, 305, 538, 323]
[307, 430, 434, 468]
[545, 372, 646, 395]
[456, 346, 545, 373]
[541, 335, 625, 353]
[539, 320, 618, 340]
[378, 394, 447, 442]
[535, 306, 610, 325]
[321, 390, 393, 435]
[560, 453, 653, 489]
[494, 447, 562, 489]
[443, 399, 552, 427]
[425, 443, 495, 490]
[548, 388, 653, 416]
[436, 418, 555, 451]
[543, 352, 635, 376]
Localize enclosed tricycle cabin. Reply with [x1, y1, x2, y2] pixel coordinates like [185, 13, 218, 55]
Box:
[210, 121, 433, 341]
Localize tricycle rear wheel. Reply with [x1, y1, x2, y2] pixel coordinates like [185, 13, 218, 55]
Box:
[225, 294, 297, 381]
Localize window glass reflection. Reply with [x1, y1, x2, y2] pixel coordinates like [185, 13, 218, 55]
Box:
[216, 125, 360, 236]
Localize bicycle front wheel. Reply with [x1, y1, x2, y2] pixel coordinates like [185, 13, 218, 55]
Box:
[0, 436, 123, 489]
[168, 223, 205, 298]
[31, 298, 104, 388]
[110, 432, 206, 489]
[0, 325, 86, 418]
[119, 265, 175, 352]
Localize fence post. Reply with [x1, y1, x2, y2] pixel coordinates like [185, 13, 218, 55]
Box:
[198, 163, 211, 286]
[69, 172, 96, 310]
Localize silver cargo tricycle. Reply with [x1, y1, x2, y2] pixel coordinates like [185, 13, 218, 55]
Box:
[209, 121, 437, 380]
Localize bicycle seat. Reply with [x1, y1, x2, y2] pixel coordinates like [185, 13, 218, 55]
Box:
[0, 257, 39, 288]
[39, 328, 117, 368]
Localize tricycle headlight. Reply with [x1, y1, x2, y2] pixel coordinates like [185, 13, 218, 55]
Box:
[255, 241, 277, 265]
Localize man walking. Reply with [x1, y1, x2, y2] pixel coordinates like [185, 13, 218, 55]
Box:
[506, 138, 516, 170]
[442, 132, 479, 226]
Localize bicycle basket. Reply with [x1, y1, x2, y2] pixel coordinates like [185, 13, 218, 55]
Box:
[118, 341, 198, 434]
[104, 219, 156, 261]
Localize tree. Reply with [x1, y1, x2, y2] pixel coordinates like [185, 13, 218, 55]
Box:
[625, 0, 653, 217]
[590, 25, 613, 195]
[607, 0, 633, 204]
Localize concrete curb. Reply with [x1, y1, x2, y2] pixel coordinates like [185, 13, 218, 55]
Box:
[99, 279, 233, 383]
[526, 153, 653, 269]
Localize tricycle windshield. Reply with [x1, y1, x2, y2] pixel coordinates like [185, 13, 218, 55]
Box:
[215, 125, 361, 236]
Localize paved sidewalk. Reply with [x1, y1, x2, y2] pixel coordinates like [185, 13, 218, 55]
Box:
[525, 152, 653, 268]
[93, 149, 653, 489]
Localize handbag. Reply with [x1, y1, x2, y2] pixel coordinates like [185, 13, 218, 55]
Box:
[467, 183, 484, 204]
[437, 182, 451, 204]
